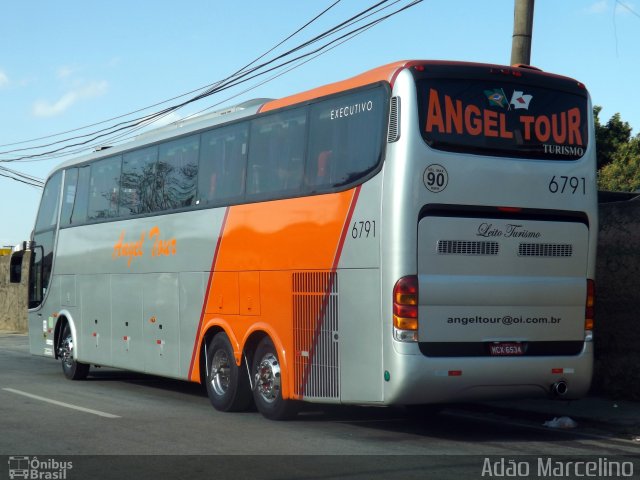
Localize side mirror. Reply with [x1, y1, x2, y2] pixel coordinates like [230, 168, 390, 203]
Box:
[9, 251, 24, 283]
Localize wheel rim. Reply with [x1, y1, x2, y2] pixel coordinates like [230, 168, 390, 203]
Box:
[210, 349, 232, 396]
[60, 333, 74, 369]
[255, 353, 281, 404]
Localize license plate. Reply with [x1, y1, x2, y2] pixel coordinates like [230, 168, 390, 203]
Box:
[489, 342, 524, 356]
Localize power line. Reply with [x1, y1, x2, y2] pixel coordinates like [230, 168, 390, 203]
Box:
[1, 0, 403, 161]
[0, 0, 422, 164]
[0, 172, 43, 188]
[0, 0, 345, 155]
[0, 165, 43, 183]
[29, 0, 411, 154]
[615, 0, 640, 19]
[0, 166, 44, 188]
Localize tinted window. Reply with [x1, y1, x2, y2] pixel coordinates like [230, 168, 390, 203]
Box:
[34, 171, 63, 232]
[59, 84, 389, 225]
[60, 168, 78, 227]
[306, 87, 386, 190]
[120, 146, 158, 216]
[247, 109, 306, 197]
[416, 78, 589, 160]
[30, 230, 56, 308]
[70, 166, 90, 225]
[88, 156, 122, 220]
[158, 135, 199, 210]
[31, 171, 63, 307]
[199, 124, 248, 205]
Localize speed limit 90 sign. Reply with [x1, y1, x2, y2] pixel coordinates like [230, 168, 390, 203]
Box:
[423, 164, 448, 193]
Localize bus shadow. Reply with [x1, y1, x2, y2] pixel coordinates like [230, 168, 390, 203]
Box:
[84, 369, 583, 443]
[86, 368, 208, 399]
[296, 403, 587, 443]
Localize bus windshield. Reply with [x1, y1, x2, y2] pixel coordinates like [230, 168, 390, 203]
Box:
[415, 72, 589, 160]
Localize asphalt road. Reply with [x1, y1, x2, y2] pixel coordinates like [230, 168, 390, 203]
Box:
[1, 334, 638, 479]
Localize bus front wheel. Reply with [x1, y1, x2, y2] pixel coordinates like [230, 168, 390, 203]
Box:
[59, 324, 90, 380]
[205, 332, 252, 412]
[252, 337, 299, 420]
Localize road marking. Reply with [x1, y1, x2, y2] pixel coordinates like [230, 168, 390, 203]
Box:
[2, 388, 121, 418]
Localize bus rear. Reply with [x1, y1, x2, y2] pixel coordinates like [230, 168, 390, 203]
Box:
[382, 62, 596, 404]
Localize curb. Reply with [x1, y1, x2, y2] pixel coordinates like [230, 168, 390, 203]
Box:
[457, 401, 640, 437]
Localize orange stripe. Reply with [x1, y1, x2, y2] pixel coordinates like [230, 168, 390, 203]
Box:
[259, 61, 412, 113]
[187, 207, 229, 381]
[298, 185, 361, 396]
[190, 192, 357, 391]
[332, 186, 361, 271]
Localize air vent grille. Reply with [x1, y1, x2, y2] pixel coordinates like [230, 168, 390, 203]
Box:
[437, 240, 499, 256]
[519, 243, 573, 257]
[292, 272, 339, 400]
[387, 96, 400, 143]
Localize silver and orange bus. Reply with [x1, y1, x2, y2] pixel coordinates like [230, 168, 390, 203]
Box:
[13, 60, 597, 419]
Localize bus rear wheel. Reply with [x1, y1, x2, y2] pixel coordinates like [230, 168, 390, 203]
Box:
[252, 337, 299, 420]
[59, 324, 90, 380]
[205, 332, 252, 412]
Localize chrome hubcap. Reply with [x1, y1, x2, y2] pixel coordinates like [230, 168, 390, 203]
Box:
[59, 334, 74, 369]
[255, 353, 281, 403]
[210, 349, 231, 396]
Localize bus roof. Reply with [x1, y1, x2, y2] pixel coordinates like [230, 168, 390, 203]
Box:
[259, 60, 414, 113]
[260, 59, 584, 113]
[48, 59, 583, 176]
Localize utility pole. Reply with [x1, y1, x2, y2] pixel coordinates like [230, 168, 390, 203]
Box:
[510, 0, 535, 65]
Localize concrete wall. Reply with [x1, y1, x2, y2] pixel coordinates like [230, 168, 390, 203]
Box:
[594, 197, 640, 400]
[0, 252, 29, 333]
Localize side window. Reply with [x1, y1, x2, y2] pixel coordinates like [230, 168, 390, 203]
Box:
[31, 170, 63, 308]
[60, 168, 78, 227]
[70, 166, 90, 225]
[307, 87, 386, 190]
[120, 146, 158, 216]
[88, 156, 122, 221]
[158, 135, 199, 210]
[247, 109, 306, 197]
[199, 123, 248, 205]
[34, 171, 63, 232]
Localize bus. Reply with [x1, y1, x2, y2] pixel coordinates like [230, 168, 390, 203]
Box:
[12, 60, 597, 420]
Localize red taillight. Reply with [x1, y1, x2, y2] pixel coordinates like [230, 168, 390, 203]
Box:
[393, 304, 418, 318]
[393, 276, 418, 331]
[394, 276, 418, 304]
[585, 279, 595, 331]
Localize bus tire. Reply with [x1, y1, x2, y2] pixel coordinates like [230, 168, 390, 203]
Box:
[205, 333, 252, 412]
[252, 337, 299, 420]
[59, 324, 90, 380]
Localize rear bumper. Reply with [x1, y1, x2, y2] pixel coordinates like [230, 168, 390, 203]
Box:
[383, 342, 593, 405]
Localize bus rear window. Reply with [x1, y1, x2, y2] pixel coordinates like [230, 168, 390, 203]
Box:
[416, 78, 589, 160]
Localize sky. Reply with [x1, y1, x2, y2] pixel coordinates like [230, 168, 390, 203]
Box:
[1, 0, 639, 247]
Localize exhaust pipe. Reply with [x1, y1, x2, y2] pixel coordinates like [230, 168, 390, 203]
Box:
[551, 380, 568, 397]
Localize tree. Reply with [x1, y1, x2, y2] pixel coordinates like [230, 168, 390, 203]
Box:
[598, 136, 640, 191]
[595, 106, 640, 191]
[594, 106, 633, 170]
